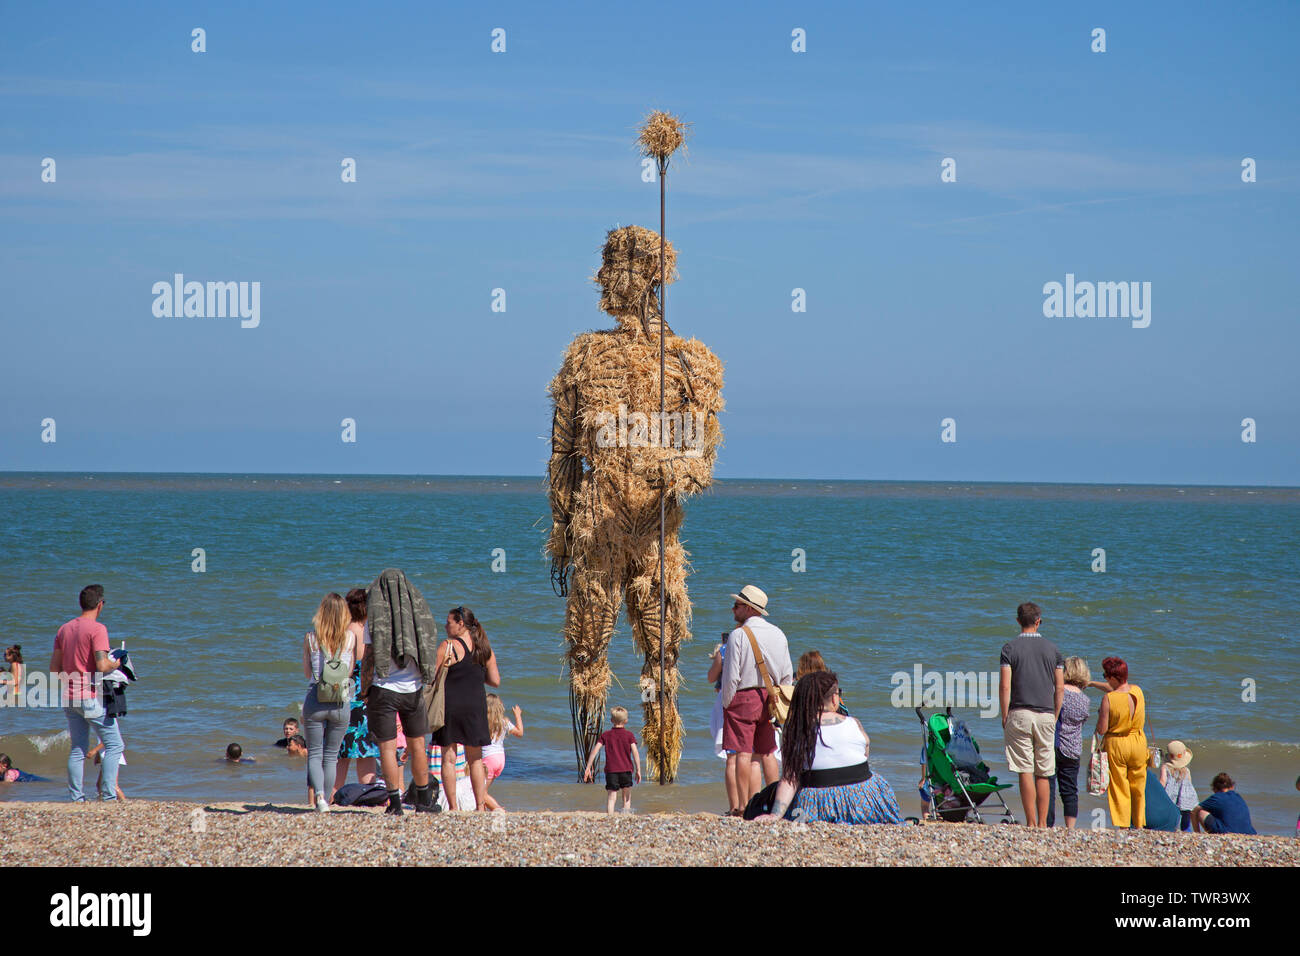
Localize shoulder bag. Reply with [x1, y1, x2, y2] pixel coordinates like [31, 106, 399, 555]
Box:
[1087, 733, 1110, 796]
[422, 641, 457, 733]
[742, 625, 793, 726]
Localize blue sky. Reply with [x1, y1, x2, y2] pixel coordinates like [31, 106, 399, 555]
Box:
[1, 1, 1297, 484]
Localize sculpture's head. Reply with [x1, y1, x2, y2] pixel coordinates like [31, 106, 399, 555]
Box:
[596, 225, 677, 333]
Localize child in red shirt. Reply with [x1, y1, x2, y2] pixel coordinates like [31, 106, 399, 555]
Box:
[582, 706, 641, 813]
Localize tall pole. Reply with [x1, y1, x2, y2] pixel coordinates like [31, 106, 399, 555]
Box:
[657, 154, 668, 785]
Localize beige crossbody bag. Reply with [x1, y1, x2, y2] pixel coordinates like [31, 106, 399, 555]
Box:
[743, 625, 793, 726]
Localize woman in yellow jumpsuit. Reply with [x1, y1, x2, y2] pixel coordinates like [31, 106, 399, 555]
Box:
[1096, 656, 1147, 827]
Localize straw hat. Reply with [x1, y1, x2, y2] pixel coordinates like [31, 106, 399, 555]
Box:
[1166, 740, 1193, 769]
[730, 585, 769, 616]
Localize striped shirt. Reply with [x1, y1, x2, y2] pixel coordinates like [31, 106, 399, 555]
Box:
[429, 743, 467, 781]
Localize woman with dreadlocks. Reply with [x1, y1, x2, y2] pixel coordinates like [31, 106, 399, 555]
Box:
[753, 671, 901, 825]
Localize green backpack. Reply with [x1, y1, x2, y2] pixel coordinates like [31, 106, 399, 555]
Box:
[312, 634, 351, 704]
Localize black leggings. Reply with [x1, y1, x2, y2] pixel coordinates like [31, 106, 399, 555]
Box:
[1047, 749, 1081, 826]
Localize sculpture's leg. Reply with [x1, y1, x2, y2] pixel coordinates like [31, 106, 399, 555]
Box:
[626, 516, 691, 782]
[564, 564, 621, 773]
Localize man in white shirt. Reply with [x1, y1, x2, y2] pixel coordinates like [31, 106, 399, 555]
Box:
[362, 569, 441, 815]
[720, 585, 792, 810]
[363, 621, 438, 814]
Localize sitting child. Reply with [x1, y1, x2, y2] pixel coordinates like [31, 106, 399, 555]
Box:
[429, 743, 473, 811]
[1158, 740, 1197, 832]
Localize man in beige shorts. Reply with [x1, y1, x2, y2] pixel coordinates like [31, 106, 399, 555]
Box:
[998, 602, 1064, 827]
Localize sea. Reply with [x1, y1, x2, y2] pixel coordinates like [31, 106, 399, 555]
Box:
[1, 473, 1297, 836]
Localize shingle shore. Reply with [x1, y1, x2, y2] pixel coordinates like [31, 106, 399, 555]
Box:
[2, 801, 1294, 866]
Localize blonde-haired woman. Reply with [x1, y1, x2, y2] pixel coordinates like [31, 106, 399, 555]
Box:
[301, 592, 359, 811]
[1047, 656, 1094, 828]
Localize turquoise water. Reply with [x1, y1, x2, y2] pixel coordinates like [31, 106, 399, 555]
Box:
[1, 474, 1297, 835]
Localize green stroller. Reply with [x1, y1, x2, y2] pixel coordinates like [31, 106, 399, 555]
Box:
[916, 707, 1016, 824]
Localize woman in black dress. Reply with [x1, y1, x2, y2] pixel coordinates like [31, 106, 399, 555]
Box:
[433, 606, 500, 810]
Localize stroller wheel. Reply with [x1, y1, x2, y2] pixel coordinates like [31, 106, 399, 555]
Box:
[966, 810, 983, 824]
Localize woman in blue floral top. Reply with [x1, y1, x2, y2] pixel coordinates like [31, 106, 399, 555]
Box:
[334, 588, 380, 789]
[1047, 656, 1104, 828]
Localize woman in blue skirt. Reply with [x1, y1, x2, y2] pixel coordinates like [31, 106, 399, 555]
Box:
[754, 670, 900, 825]
[334, 588, 380, 788]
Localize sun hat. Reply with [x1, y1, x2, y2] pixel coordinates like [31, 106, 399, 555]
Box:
[729, 585, 769, 616]
[1166, 740, 1193, 769]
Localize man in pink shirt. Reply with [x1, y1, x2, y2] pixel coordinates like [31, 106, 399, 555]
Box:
[51, 584, 124, 802]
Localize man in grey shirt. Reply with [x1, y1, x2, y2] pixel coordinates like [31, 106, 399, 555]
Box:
[998, 601, 1065, 828]
[721, 585, 792, 810]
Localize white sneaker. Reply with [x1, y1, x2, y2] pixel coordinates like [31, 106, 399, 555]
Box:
[316, 797, 330, 813]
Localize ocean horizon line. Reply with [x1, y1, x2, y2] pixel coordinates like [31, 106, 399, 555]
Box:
[2, 469, 1298, 492]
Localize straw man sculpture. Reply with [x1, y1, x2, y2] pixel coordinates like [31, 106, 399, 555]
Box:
[547, 112, 723, 781]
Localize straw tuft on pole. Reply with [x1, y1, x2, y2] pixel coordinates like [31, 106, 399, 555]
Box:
[637, 110, 689, 162]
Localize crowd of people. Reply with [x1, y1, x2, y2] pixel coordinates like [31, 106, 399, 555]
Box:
[291, 572, 526, 814]
[999, 601, 1256, 834]
[693, 590, 1266, 832]
[706, 585, 903, 825]
[15, 581, 1277, 838]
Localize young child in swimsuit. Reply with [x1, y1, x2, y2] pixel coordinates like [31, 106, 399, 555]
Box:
[482, 694, 524, 811]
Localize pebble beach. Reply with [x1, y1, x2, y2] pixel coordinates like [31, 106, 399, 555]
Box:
[3, 801, 1296, 867]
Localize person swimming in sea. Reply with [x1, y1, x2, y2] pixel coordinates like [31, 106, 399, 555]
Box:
[223, 743, 255, 764]
[0, 753, 47, 783]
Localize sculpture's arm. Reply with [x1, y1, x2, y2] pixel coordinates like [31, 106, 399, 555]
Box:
[546, 341, 587, 595]
[668, 339, 725, 494]
[695, 351, 725, 465]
